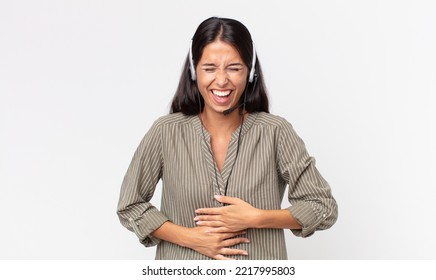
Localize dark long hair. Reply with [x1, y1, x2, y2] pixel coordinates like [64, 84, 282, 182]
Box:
[170, 17, 269, 115]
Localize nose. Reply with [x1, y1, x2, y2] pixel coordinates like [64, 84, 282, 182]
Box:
[215, 69, 229, 87]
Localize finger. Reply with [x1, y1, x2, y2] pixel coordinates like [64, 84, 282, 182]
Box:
[222, 237, 250, 247]
[198, 226, 245, 234]
[201, 226, 231, 233]
[195, 220, 224, 227]
[195, 207, 222, 215]
[220, 231, 247, 239]
[194, 214, 221, 222]
[219, 247, 248, 256]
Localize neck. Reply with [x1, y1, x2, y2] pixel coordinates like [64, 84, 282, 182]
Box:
[200, 109, 243, 136]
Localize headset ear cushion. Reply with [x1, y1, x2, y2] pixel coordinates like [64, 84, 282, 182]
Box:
[248, 68, 254, 83]
[189, 40, 196, 81]
[248, 42, 256, 83]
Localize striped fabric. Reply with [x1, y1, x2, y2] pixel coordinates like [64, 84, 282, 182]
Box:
[117, 112, 338, 259]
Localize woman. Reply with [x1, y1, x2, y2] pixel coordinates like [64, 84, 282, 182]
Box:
[117, 17, 338, 260]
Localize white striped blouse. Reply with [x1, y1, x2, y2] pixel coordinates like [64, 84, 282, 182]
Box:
[117, 112, 338, 259]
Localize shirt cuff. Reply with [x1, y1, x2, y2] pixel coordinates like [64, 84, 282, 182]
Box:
[129, 208, 169, 247]
[287, 202, 318, 238]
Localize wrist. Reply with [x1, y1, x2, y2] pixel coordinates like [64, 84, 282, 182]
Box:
[251, 208, 266, 229]
[173, 226, 193, 248]
[251, 209, 300, 229]
[152, 222, 193, 248]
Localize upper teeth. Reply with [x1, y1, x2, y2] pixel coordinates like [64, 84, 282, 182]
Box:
[212, 90, 231, 97]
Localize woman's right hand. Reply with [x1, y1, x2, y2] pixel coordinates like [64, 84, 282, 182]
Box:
[181, 226, 250, 260]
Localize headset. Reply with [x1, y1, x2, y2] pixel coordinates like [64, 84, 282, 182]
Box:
[189, 40, 257, 83]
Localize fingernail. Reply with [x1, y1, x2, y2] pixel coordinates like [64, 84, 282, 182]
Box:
[244, 239, 250, 243]
[214, 195, 221, 199]
[242, 251, 248, 255]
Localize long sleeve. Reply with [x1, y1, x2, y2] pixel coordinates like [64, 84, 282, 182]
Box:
[117, 112, 337, 259]
[117, 120, 169, 247]
[277, 119, 338, 237]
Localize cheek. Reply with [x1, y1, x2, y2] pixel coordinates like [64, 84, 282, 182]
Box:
[196, 75, 213, 90]
[197, 83, 211, 101]
[236, 80, 248, 92]
[232, 73, 248, 90]
[197, 81, 209, 94]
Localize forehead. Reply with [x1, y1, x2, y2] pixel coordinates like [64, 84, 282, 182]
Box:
[199, 40, 243, 63]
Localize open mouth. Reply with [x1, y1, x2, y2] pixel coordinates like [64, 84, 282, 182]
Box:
[211, 90, 232, 97]
[210, 89, 233, 105]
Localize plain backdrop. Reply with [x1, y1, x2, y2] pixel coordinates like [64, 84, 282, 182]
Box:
[1, 0, 435, 260]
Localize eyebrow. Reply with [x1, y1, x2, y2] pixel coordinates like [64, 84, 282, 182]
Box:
[228, 63, 244, 67]
[200, 63, 216, 67]
[200, 63, 244, 67]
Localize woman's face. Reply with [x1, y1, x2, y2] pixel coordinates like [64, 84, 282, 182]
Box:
[196, 40, 248, 116]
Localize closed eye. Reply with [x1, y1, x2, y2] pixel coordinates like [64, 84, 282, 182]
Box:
[227, 67, 243, 72]
[227, 63, 244, 72]
[203, 67, 216, 73]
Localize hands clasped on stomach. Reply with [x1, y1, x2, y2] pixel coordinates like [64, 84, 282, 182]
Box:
[188, 195, 260, 260]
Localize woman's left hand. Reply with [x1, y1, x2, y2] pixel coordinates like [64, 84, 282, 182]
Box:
[194, 195, 261, 232]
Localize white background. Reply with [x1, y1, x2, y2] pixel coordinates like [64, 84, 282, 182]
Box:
[1, 0, 435, 260]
